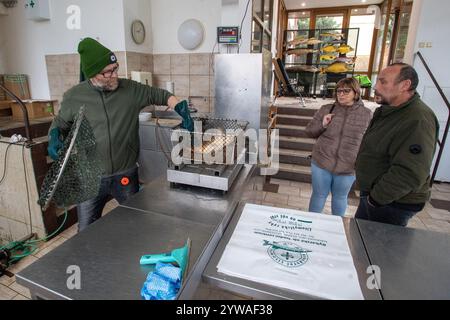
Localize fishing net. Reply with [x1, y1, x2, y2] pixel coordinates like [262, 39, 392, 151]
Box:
[38, 107, 102, 210]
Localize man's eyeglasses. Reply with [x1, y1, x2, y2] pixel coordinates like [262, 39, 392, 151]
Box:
[336, 88, 353, 95]
[100, 64, 119, 78]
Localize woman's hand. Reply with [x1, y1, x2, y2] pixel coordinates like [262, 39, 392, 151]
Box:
[322, 114, 335, 128]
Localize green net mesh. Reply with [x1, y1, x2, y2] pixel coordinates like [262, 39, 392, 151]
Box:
[38, 107, 102, 210]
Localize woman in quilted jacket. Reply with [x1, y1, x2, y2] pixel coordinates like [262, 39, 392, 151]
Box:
[305, 78, 372, 216]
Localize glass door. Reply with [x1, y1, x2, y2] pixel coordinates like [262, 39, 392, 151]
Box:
[314, 12, 345, 30]
[349, 8, 377, 74]
[391, 0, 413, 63]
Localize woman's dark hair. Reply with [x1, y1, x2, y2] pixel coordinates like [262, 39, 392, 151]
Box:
[336, 77, 361, 101]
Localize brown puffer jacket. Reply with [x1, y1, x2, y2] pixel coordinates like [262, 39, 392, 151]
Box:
[305, 99, 372, 175]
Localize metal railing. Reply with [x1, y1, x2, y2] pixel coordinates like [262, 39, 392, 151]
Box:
[415, 51, 450, 185]
[0, 83, 33, 143]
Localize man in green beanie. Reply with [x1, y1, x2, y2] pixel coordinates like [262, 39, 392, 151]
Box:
[48, 37, 194, 232]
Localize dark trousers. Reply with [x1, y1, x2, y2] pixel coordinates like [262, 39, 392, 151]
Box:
[77, 167, 139, 232]
[355, 195, 422, 227]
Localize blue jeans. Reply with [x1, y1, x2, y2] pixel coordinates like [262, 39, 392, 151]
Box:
[77, 167, 139, 232]
[308, 161, 355, 216]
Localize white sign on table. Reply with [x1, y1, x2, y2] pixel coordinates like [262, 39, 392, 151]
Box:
[217, 204, 364, 300]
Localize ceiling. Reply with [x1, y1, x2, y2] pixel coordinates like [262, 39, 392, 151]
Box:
[284, 0, 384, 10]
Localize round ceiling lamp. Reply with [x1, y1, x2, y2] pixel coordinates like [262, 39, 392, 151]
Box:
[177, 19, 205, 50]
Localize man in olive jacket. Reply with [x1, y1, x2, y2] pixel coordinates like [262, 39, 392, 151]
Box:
[355, 63, 439, 227]
[48, 38, 192, 231]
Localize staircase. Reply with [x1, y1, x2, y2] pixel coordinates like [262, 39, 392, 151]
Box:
[273, 103, 319, 183]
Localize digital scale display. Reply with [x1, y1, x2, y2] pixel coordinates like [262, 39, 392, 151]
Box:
[217, 27, 239, 44]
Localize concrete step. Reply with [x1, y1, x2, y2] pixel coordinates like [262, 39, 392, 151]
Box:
[277, 148, 312, 166]
[274, 163, 312, 183]
[279, 136, 316, 151]
[276, 114, 313, 127]
[277, 106, 319, 117]
[276, 124, 309, 138]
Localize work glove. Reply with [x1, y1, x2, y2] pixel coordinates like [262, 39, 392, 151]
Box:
[174, 100, 194, 132]
[47, 127, 64, 160]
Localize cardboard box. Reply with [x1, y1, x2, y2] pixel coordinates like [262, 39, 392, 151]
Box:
[0, 100, 12, 117]
[11, 100, 55, 121]
[3, 74, 31, 100]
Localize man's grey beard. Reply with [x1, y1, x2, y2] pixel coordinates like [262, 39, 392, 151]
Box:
[91, 79, 119, 92]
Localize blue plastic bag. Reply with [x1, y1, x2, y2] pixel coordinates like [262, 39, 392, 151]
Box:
[141, 262, 182, 300]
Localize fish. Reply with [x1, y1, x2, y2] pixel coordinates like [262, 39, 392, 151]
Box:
[286, 65, 320, 73]
[321, 62, 352, 74]
[306, 38, 323, 45]
[320, 32, 345, 39]
[321, 45, 337, 53]
[336, 45, 354, 54]
[335, 56, 356, 64]
[286, 48, 318, 56]
[288, 36, 308, 46]
[263, 240, 312, 254]
[320, 54, 337, 61]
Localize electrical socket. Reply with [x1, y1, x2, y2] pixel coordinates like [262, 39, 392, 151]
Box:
[426, 42, 433, 48]
[418, 42, 426, 48]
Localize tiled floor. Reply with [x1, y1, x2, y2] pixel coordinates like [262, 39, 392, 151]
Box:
[1, 180, 449, 300]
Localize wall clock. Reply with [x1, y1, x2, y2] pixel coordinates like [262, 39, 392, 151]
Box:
[131, 20, 146, 44]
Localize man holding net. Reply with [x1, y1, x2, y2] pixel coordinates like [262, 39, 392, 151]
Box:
[47, 38, 194, 232]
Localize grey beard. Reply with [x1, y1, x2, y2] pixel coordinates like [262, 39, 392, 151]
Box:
[91, 79, 119, 92]
[91, 81, 118, 92]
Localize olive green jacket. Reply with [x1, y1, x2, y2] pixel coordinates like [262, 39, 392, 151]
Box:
[50, 79, 173, 176]
[355, 93, 439, 205]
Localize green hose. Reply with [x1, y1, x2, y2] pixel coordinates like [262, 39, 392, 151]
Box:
[1, 208, 68, 265]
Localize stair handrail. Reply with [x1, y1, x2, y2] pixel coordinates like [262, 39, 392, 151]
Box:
[414, 51, 450, 185]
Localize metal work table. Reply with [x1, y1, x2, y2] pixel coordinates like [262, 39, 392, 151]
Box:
[121, 164, 255, 227]
[16, 164, 257, 299]
[16, 207, 214, 300]
[356, 219, 450, 300]
[202, 203, 382, 300]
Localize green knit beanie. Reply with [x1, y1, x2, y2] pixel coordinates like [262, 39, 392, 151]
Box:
[78, 38, 117, 79]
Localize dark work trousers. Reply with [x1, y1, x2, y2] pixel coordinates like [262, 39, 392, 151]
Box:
[77, 167, 139, 232]
[355, 194, 423, 227]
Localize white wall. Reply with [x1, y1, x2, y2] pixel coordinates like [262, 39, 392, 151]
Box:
[411, 0, 450, 181]
[151, 0, 221, 54]
[151, 0, 253, 54]
[0, 0, 126, 99]
[123, 0, 152, 53]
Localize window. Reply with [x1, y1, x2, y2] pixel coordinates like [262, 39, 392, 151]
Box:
[392, 0, 413, 63]
[287, 11, 311, 31]
[251, 0, 273, 53]
[315, 13, 344, 30]
[349, 8, 376, 73]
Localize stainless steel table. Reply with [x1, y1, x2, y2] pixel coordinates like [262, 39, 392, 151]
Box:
[121, 164, 255, 227]
[356, 219, 450, 300]
[16, 207, 214, 300]
[16, 165, 257, 300]
[202, 203, 383, 300]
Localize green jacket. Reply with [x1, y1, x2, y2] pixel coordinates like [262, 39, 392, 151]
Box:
[355, 93, 439, 205]
[50, 79, 173, 176]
